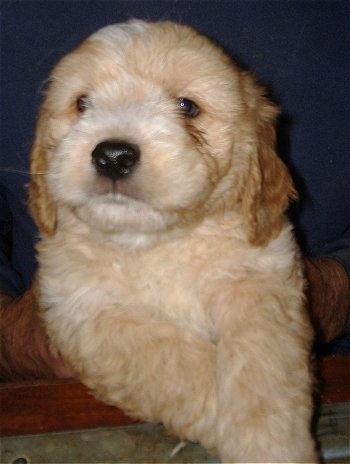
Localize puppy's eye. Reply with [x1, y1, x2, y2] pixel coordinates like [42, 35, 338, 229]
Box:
[76, 95, 90, 113]
[178, 97, 200, 118]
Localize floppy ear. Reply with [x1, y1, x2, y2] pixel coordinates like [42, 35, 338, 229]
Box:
[28, 113, 57, 236]
[241, 84, 297, 246]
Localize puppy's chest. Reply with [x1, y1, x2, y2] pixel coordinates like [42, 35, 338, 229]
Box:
[99, 242, 219, 335]
[45, 234, 240, 337]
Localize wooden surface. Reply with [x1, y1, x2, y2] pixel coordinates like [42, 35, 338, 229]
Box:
[1, 355, 349, 437]
[0, 380, 134, 436]
[318, 354, 350, 403]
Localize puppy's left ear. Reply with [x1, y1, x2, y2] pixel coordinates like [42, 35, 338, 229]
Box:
[241, 76, 297, 246]
[28, 113, 57, 236]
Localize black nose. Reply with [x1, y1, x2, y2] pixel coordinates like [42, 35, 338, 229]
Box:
[91, 140, 140, 181]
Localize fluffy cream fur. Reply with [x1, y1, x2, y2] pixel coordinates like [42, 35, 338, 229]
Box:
[29, 20, 318, 462]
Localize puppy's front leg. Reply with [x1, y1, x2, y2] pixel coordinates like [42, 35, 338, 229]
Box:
[71, 310, 217, 453]
[213, 285, 318, 463]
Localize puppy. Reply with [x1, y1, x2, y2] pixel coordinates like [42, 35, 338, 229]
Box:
[29, 20, 318, 462]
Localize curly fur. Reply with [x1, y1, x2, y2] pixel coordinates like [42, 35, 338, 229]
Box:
[29, 20, 318, 462]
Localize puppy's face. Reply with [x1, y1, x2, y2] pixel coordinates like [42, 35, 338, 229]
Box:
[30, 20, 295, 246]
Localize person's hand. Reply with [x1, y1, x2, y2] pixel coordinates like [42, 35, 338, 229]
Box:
[304, 257, 350, 344]
[0, 286, 75, 381]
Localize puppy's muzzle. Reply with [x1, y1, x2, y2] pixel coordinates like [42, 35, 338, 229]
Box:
[92, 140, 140, 181]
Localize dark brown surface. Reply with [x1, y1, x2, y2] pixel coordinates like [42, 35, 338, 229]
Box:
[0, 379, 135, 436]
[318, 354, 350, 403]
[1, 355, 349, 436]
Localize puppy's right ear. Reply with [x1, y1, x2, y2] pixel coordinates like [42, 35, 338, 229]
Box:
[29, 114, 57, 236]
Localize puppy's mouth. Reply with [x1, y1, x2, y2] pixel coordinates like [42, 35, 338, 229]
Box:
[92, 175, 122, 197]
[88, 178, 143, 212]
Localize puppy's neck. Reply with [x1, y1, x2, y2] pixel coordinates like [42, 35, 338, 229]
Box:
[54, 204, 246, 250]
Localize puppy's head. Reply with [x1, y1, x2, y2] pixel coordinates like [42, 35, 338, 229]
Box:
[29, 20, 295, 246]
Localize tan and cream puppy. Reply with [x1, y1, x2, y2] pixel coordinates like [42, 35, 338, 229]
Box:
[29, 20, 318, 462]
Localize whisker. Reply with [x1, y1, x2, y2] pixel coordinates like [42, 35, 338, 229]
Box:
[0, 167, 47, 176]
[0, 167, 31, 176]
